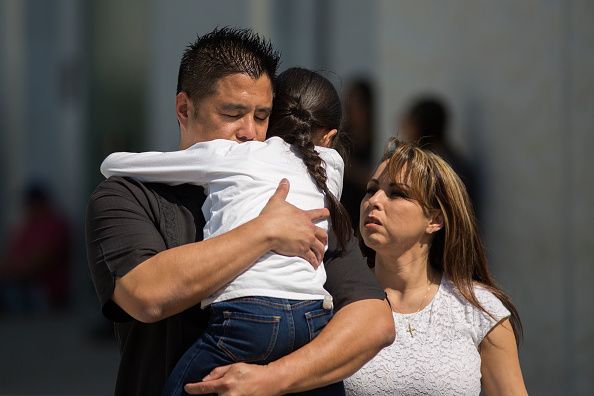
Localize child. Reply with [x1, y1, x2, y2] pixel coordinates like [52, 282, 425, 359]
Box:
[101, 67, 351, 396]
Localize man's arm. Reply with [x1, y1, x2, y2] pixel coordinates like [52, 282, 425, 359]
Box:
[187, 299, 393, 395]
[185, 231, 395, 395]
[87, 178, 328, 323]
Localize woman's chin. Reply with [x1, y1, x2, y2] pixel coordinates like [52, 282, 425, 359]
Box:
[361, 233, 387, 251]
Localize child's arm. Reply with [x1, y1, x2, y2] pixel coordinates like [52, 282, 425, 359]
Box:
[100, 144, 222, 186]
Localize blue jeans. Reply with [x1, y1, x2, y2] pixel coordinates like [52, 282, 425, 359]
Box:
[162, 297, 344, 396]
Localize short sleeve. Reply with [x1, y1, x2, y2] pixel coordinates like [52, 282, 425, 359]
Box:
[319, 148, 344, 200]
[323, 228, 385, 311]
[473, 286, 511, 344]
[85, 177, 167, 322]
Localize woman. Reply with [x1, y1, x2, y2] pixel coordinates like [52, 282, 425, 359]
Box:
[344, 139, 527, 395]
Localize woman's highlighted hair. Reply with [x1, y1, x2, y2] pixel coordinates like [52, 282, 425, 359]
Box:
[363, 138, 523, 344]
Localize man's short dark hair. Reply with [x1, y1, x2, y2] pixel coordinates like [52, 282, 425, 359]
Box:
[177, 27, 280, 105]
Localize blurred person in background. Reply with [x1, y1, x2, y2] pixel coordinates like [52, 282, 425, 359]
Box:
[344, 139, 527, 395]
[86, 27, 393, 396]
[341, 78, 376, 233]
[0, 183, 71, 313]
[398, 95, 479, 213]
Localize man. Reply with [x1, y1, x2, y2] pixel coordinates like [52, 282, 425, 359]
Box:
[86, 27, 394, 396]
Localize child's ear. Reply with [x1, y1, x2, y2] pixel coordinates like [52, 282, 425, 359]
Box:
[320, 129, 338, 147]
[426, 210, 444, 234]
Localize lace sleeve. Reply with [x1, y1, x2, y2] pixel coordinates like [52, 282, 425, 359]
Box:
[473, 286, 511, 344]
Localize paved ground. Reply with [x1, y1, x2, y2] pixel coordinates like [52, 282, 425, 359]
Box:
[0, 312, 118, 396]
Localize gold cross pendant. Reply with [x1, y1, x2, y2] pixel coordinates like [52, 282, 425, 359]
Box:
[406, 322, 416, 337]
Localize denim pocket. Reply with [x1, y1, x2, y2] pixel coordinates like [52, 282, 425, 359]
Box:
[305, 308, 333, 341]
[217, 310, 281, 363]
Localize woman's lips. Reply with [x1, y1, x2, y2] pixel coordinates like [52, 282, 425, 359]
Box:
[364, 215, 382, 227]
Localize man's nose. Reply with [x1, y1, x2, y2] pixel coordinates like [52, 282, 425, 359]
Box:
[236, 117, 257, 142]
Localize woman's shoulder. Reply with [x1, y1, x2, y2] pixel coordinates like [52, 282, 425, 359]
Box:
[472, 282, 509, 314]
[440, 277, 511, 344]
[442, 276, 510, 320]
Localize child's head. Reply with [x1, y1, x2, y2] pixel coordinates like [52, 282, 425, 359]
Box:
[268, 67, 351, 251]
[268, 67, 344, 150]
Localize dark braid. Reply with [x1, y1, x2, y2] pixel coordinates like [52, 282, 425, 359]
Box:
[269, 68, 352, 252]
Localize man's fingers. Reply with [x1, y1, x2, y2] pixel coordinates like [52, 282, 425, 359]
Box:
[311, 238, 326, 263]
[314, 226, 328, 247]
[184, 365, 232, 394]
[304, 250, 320, 268]
[306, 207, 330, 222]
[185, 379, 226, 395]
[270, 178, 290, 201]
[202, 365, 231, 381]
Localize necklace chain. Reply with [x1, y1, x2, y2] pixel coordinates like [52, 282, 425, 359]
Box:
[390, 283, 433, 338]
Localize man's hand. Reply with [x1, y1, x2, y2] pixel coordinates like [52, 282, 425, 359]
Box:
[259, 179, 329, 268]
[185, 363, 281, 396]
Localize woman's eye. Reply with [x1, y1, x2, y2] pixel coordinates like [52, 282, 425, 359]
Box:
[390, 190, 405, 198]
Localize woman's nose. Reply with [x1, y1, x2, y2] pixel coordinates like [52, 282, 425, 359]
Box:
[367, 190, 384, 208]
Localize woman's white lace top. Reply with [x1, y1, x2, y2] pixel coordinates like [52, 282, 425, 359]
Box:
[344, 278, 510, 395]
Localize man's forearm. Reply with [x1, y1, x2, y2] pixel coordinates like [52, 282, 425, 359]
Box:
[114, 216, 273, 322]
[112, 179, 329, 323]
[269, 298, 395, 393]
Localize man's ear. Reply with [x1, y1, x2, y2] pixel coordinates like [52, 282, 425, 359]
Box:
[320, 129, 338, 147]
[426, 210, 444, 234]
[176, 91, 192, 130]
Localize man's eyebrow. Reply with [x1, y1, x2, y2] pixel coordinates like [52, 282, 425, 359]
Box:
[219, 104, 272, 114]
[220, 103, 248, 112]
[255, 106, 272, 114]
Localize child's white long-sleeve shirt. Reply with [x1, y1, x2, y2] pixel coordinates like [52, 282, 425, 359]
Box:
[101, 136, 344, 306]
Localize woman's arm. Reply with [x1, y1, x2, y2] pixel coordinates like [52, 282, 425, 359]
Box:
[480, 319, 528, 396]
